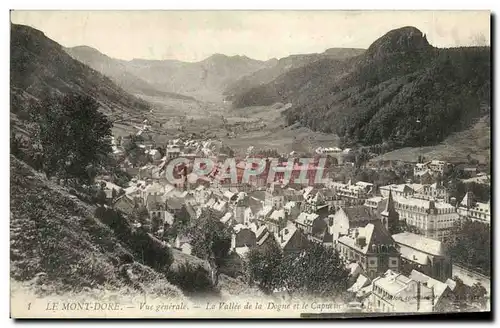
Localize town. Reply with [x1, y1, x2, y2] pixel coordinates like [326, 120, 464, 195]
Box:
[93, 130, 491, 313]
[9, 13, 491, 319]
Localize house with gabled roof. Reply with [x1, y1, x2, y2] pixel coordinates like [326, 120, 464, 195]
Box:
[392, 232, 452, 282]
[337, 221, 400, 279]
[371, 269, 451, 313]
[274, 223, 310, 254]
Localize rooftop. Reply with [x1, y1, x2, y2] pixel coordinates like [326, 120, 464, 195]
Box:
[392, 232, 446, 256]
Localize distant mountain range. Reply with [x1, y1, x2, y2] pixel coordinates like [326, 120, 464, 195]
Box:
[10, 24, 151, 120]
[223, 48, 365, 100]
[65, 46, 197, 101]
[66, 47, 276, 102]
[11, 24, 491, 153]
[230, 26, 491, 149]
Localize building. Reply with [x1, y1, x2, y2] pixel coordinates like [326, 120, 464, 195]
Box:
[337, 221, 400, 279]
[140, 181, 165, 203]
[274, 223, 310, 254]
[253, 225, 276, 249]
[320, 188, 345, 212]
[371, 269, 451, 312]
[392, 232, 452, 282]
[456, 192, 490, 225]
[294, 212, 319, 236]
[192, 185, 213, 205]
[232, 192, 249, 224]
[380, 184, 415, 199]
[283, 201, 301, 221]
[266, 209, 286, 234]
[329, 203, 392, 242]
[166, 145, 181, 160]
[408, 270, 454, 312]
[231, 224, 257, 250]
[394, 196, 459, 241]
[414, 160, 449, 177]
[145, 194, 175, 229]
[113, 194, 137, 215]
[328, 180, 374, 205]
[413, 183, 450, 203]
[175, 234, 193, 255]
[264, 183, 286, 209]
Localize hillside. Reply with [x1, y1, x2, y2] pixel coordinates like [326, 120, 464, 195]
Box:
[371, 115, 491, 163]
[224, 48, 365, 100]
[65, 46, 196, 101]
[10, 154, 262, 303]
[10, 155, 183, 298]
[10, 24, 151, 123]
[232, 26, 491, 150]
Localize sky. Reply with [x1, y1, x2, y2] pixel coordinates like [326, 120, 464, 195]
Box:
[10, 10, 491, 62]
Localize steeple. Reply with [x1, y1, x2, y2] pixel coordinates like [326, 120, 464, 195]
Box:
[381, 189, 399, 231]
[382, 189, 396, 215]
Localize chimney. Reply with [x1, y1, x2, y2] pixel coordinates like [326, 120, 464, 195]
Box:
[357, 236, 367, 248]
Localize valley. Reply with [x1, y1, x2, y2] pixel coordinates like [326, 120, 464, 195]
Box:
[9, 17, 492, 318]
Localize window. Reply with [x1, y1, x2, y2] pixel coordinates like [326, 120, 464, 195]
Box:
[391, 259, 397, 266]
[370, 259, 376, 265]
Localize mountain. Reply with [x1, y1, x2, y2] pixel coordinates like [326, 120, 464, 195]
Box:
[66, 46, 275, 102]
[122, 54, 275, 102]
[65, 46, 196, 101]
[10, 24, 151, 122]
[223, 48, 365, 100]
[232, 26, 491, 150]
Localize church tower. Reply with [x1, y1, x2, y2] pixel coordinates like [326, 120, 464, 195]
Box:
[381, 189, 399, 231]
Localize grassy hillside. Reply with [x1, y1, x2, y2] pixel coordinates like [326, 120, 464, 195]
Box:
[10, 155, 183, 297]
[371, 115, 491, 163]
[231, 26, 491, 150]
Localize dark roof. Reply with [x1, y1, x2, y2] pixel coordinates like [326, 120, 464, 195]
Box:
[286, 194, 304, 202]
[369, 220, 395, 247]
[185, 202, 196, 219]
[248, 196, 263, 215]
[145, 194, 164, 210]
[249, 190, 266, 201]
[314, 205, 330, 218]
[167, 197, 184, 210]
[343, 206, 378, 222]
[321, 189, 337, 198]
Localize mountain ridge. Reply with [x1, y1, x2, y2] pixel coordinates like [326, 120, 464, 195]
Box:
[231, 26, 490, 151]
[67, 46, 275, 102]
[10, 23, 151, 124]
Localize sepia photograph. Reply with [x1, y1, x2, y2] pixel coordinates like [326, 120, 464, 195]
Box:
[9, 10, 491, 319]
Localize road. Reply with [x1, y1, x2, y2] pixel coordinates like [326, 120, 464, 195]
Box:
[452, 264, 491, 296]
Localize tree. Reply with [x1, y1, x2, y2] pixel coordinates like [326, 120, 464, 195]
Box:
[95, 189, 107, 205]
[445, 219, 490, 275]
[167, 262, 217, 296]
[276, 243, 350, 298]
[186, 210, 231, 268]
[246, 242, 350, 298]
[245, 238, 283, 293]
[32, 93, 112, 184]
[164, 205, 191, 241]
[10, 132, 22, 157]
